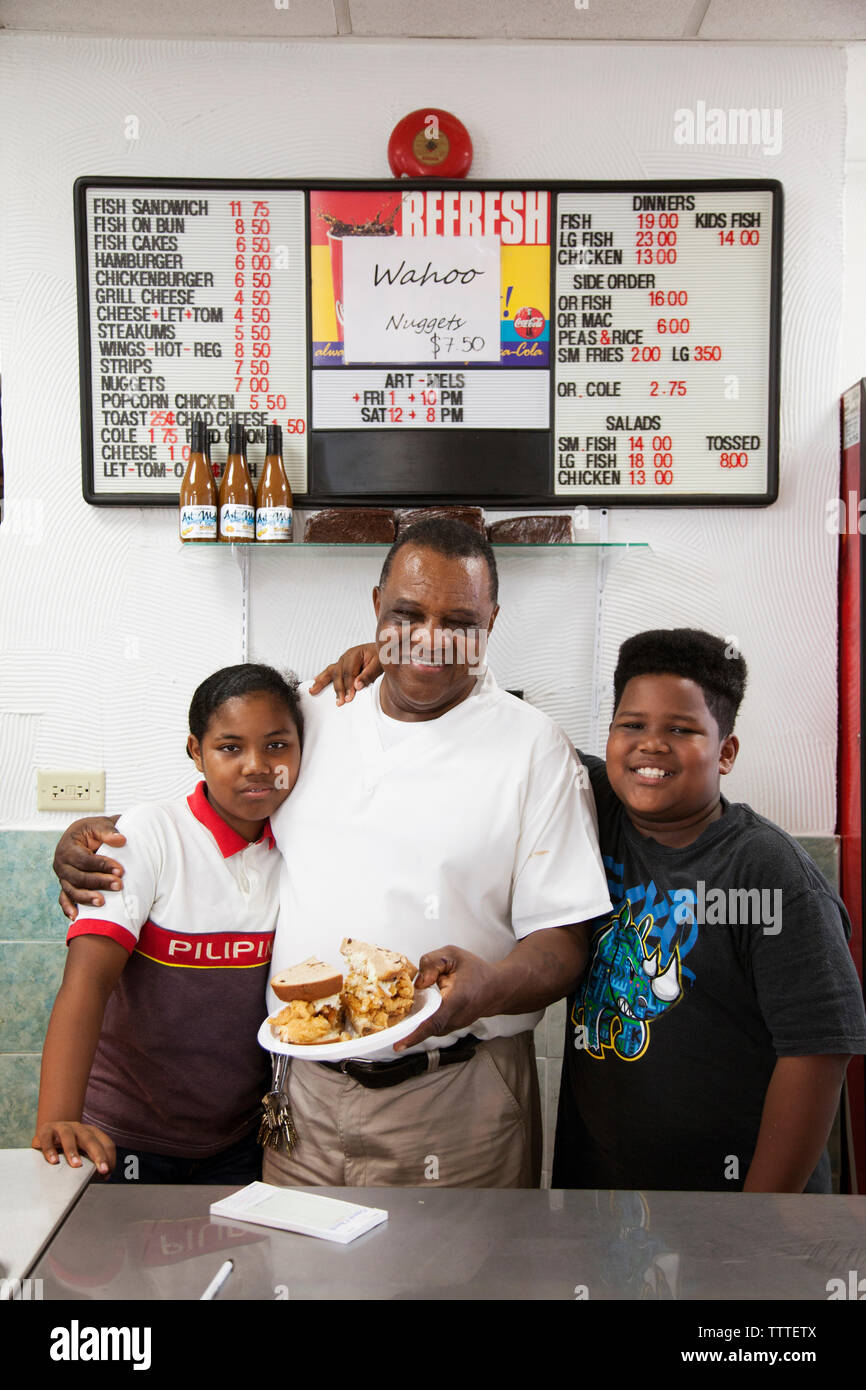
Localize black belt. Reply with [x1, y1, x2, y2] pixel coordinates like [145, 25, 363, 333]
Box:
[318, 1034, 480, 1089]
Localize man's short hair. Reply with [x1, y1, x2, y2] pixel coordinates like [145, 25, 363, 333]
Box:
[613, 628, 748, 738]
[378, 518, 499, 605]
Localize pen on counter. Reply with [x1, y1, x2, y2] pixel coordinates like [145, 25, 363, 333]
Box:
[200, 1258, 234, 1301]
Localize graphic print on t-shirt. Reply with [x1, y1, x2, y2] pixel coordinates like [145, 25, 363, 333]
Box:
[573, 854, 696, 1061]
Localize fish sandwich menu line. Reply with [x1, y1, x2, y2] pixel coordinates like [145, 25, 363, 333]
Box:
[75, 178, 781, 508]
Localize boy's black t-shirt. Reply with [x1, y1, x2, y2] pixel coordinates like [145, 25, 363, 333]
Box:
[554, 754, 866, 1193]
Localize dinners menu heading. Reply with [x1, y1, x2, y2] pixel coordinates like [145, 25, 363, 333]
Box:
[75, 178, 781, 507]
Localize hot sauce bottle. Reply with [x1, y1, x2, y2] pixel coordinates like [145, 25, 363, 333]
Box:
[218, 418, 255, 542]
[256, 423, 293, 543]
[179, 418, 217, 542]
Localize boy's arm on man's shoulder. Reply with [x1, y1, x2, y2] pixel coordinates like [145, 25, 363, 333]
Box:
[309, 644, 380, 704]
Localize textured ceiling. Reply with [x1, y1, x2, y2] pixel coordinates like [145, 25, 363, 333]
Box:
[1, 0, 864, 40]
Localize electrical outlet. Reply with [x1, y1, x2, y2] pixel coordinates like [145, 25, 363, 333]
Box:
[37, 772, 106, 812]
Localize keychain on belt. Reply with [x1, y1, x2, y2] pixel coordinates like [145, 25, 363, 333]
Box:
[258, 1053, 298, 1153]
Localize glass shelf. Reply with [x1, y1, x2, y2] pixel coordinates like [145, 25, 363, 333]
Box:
[182, 541, 650, 550]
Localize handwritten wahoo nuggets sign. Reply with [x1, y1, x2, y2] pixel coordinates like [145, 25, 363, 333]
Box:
[76, 178, 781, 507]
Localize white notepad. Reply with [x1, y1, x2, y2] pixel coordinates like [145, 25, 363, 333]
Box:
[209, 1182, 388, 1244]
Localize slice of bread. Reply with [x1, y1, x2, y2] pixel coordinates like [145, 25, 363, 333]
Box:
[271, 956, 343, 1003]
[340, 938, 417, 982]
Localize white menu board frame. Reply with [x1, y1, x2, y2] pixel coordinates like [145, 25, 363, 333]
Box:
[75, 177, 782, 508]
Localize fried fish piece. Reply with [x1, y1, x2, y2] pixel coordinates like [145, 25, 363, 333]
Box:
[269, 998, 343, 1045]
[340, 964, 415, 1037]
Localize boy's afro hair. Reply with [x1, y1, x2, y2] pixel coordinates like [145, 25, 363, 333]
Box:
[613, 628, 747, 738]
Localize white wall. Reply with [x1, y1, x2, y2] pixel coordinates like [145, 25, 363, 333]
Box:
[0, 35, 858, 832]
[842, 44, 866, 391]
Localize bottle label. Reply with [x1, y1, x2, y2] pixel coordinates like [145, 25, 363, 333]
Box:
[256, 507, 293, 541]
[180, 505, 217, 540]
[220, 503, 255, 539]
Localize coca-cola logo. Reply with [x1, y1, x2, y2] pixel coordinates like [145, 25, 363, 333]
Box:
[513, 306, 545, 339]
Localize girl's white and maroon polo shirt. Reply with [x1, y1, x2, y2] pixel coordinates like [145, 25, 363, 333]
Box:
[67, 781, 279, 1157]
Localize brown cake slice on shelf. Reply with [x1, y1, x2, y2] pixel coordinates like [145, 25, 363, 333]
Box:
[486, 514, 574, 544]
[303, 508, 396, 543]
[396, 506, 486, 535]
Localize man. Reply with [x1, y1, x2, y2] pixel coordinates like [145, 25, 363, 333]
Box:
[53, 520, 611, 1186]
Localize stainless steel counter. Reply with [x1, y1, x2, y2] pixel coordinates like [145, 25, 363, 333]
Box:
[0, 1150, 93, 1297]
[27, 1184, 866, 1301]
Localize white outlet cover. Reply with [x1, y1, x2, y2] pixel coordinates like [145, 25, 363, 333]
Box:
[36, 772, 106, 813]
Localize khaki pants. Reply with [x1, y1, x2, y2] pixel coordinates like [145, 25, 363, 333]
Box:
[262, 1032, 542, 1188]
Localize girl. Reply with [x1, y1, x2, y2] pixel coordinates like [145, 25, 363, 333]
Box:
[33, 663, 303, 1185]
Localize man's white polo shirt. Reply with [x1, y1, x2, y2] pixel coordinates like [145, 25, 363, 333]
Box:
[269, 670, 611, 1050]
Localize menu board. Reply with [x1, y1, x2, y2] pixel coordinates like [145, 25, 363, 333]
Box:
[77, 181, 307, 503]
[75, 178, 781, 506]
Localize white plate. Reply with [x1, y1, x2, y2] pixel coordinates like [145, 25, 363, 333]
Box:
[258, 984, 442, 1062]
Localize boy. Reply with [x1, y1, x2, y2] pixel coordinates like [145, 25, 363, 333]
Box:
[553, 628, 866, 1192]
